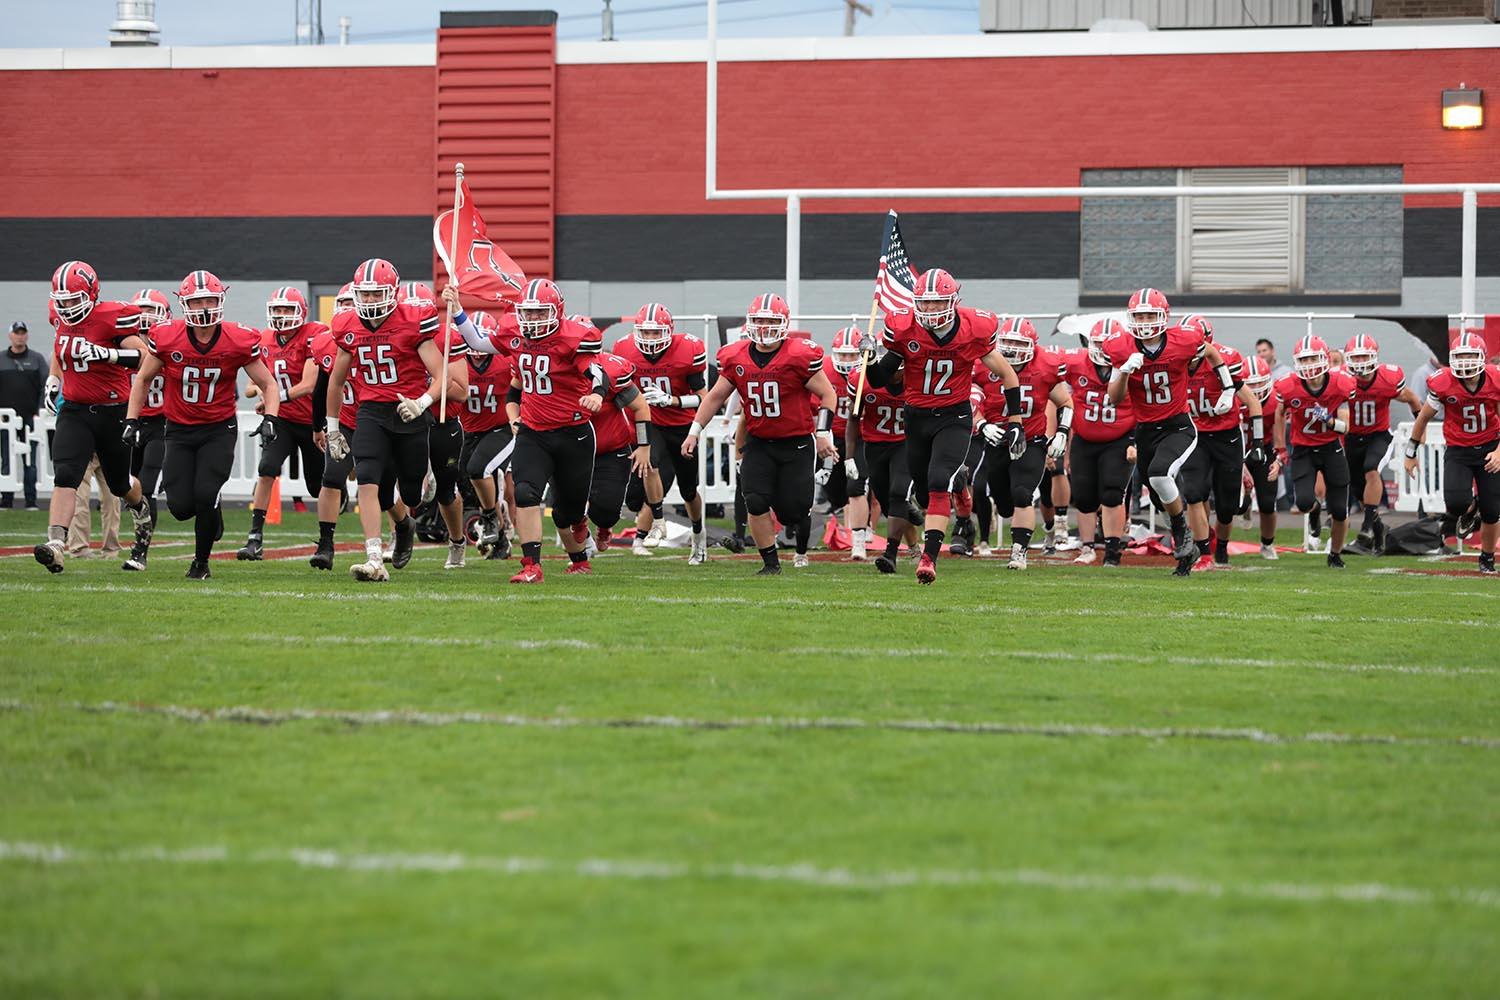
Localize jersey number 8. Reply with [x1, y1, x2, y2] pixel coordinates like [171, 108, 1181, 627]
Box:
[518, 354, 553, 395]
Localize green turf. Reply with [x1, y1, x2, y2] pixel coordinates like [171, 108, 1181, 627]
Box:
[1, 509, 1496, 999]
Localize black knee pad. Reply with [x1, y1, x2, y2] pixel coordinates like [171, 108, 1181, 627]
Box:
[514, 480, 544, 508]
[678, 483, 699, 504]
[167, 496, 196, 521]
[744, 491, 772, 517]
[1325, 494, 1348, 521]
[52, 459, 87, 491]
[551, 506, 576, 531]
[1009, 484, 1034, 511]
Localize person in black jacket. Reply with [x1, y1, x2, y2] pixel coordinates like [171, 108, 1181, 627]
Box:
[0, 321, 47, 509]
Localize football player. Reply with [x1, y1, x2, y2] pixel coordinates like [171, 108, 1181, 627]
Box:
[1104, 288, 1241, 576]
[614, 304, 710, 563]
[236, 286, 325, 561]
[683, 292, 838, 576]
[122, 288, 172, 570]
[1403, 332, 1500, 572]
[974, 317, 1072, 570]
[306, 283, 362, 569]
[580, 336, 653, 559]
[326, 259, 446, 582]
[819, 327, 871, 560]
[1063, 319, 1137, 566]
[452, 306, 516, 560]
[1344, 334, 1421, 551]
[124, 271, 280, 579]
[847, 343, 912, 573]
[1240, 356, 1283, 560]
[1180, 315, 1263, 570]
[1272, 335, 1357, 568]
[34, 261, 154, 575]
[864, 269, 1024, 584]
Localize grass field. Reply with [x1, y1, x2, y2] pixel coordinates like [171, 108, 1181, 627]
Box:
[1, 508, 1497, 999]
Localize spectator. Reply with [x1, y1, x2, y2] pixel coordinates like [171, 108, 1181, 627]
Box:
[1329, 348, 1345, 370]
[0, 320, 47, 509]
[1256, 338, 1292, 381]
[66, 454, 122, 558]
[1410, 351, 1443, 402]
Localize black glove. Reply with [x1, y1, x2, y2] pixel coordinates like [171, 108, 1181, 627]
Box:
[1245, 442, 1268, 467]
[252, 417, 277, 444]
[1002, 423, 1025, 460]
[121, 418, 141, 448]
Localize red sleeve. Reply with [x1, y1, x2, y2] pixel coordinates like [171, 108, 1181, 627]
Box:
[881, 309, 912, 352]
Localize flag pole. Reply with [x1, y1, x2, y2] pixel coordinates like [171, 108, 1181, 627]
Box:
[850, 296, 879, 417]
[438, 162, 464, 423]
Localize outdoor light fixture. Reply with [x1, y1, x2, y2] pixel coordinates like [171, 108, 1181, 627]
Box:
[1443, 85, 1484, 130]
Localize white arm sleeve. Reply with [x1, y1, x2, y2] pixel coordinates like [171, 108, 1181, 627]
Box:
[455, 315, 497, 354]
[722, 390, 742, 420]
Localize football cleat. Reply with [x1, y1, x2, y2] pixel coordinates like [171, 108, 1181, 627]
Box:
[492, 531, 512, 560]
[977, 542, 992, 557]
[1214, 550, 1230, 567]
[1191, 554, 1216, 573]
[185, 559, 212, 581]
[719, 534, 746, 554]
[915, 553, 937, 584]
[644, 522, 667, 548]
[391, 518, 415, 570]
[1041, 532, 1056, 556]
[309, 544, 335, 571]
[33, 540, 65, 574]
[1172, 556, 1194, 578]
[565, 559, 591, 575]
[1303, 535, 1324, 555]
[1479, 552, 1497, 575]
[444, 542, 466, 569]
[509, 558, 544, 584]
[1260, 543, 1279, 560]
[382, 538, 395, 563]
[688, 532, 707, 566]
[1008, 544, 1028, 570]
[122, 539, 150, 572]
[1171, 530, 1195, 561]
[1053, 521, 1075, 551]
[1074, 546, 1096, 565]
[596, 526, 613, 553]
[1355, 526, 1375, 550]
[949, 518, 974, 557]
[473, 512, 500, 554]
[850, 534, 867, 562]
[236, 534, 264, 561]
[793, 553, 810, 568]
[351, 559, 390, 582]
[632, 533, 650, 556]
[754, 562, 782, 576]
[1327, 552, 1346, 569]
[874, 554, 898, 574]
[1456, 507, 1481, 539]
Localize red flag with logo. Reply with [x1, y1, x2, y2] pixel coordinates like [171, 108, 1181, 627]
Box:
[434, 178, 527, 307]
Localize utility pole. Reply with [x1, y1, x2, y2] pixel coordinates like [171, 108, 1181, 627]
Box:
[844, 0, 872, 35]
[601, 0, 615, 41]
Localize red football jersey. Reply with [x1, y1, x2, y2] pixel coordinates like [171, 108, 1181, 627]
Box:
[1186, 344, 1246, 433]
[1101, 325, 1202, 423]
[1350, 364, 1407, 434]
[460, 351, 515, 435]
[311, 329, 358, 431]
[715, 337, 824, 439]
[881, 307, 999, 410]
[147, 320, 264, 425]
[810, 356, 854, 437]
[259, 323, 324, 425]
[972, 347, 1065, 439]
[133, 369, 167, 419]
[589, 353, 641, 454]
[330, 301, 440, 403]
[499, 314, 603, 431]
[611, 333, 707, 429]
[1239, 392, 1278, 446]
[1425, 366, 1500, 447]
[1061, 348, 1135, 443]
[50, 299, 141, 405]
[1274, 370, 1358, 448]
[851, 372, 905, 443]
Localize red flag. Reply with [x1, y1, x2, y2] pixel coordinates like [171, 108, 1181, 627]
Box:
[434, 178, 526, 306]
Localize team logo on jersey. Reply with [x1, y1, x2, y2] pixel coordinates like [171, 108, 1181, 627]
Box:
[510, 338, 521, 351]
[1448, 396, 1459, 404]
[735, 365, 745, 377]
[865, 392, 876, 404]
[343, 332, 356, 346]
[170, 351, 184, 363]
[1078, 376, 1089, 387]
[1290, 399, 1302, 408]
[908, 341, 920, 353]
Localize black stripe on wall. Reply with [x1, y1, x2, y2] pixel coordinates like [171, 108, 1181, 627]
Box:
[1404, 207, 1500, 278]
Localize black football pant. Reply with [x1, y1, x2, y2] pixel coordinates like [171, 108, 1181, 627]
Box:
[864, 440, 914, 524]
[255, 416, 322, 497]
[52, 403, 132, 496]
[1069, 433, 1133, 514]
[626, 422, 700, 511]
[321, 420, 356, 490]
[1443, 440, 1500, 524]
[465, 426, 514, 480]
[903, 402, 973, 510]
[1291, 441, 1351, 520]
[428, 417, 465, 505]
[1344, 430, 1392, 511]
[740, 433, 815, 528]
[1135, 414, 1198, 509]
[589, 447, 632, 531]
[163, 418, 238, 563]
[984, 437, 1046, 518]
[353, 402, 430, 513]
[1181, 427, 1244, 525]
[129, 414, 167, 526]
[513, 422, 596, 529]
[823, 436, 869, 511]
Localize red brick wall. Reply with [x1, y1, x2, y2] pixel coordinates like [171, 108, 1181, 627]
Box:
[1374, 0, 1492, 17]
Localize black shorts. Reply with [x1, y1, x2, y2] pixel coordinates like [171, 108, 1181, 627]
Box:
[823, 435, 868, 510]
[512, 422, 596, 528]
[626, 422, 701, 510]
[1290, 440, 1351, 518]
[464, 425, 514, 480]
[52, 402, 132, 496]
[321, 421, 356, 490]
[1181, 426, 1244, 522]
[1135, 413, 1198, 507]
[903, 402, 973, 508]
[352, 401, 430, 512]
[740, 433, 816, 526]
[589, 447, 632, 529]
[864, 439, 914, 524]
[1246, 443, 1278, 514]
[428, 418, 466, 505]
[256, 416, 322, 497]
[1443, 439, 1500, 523]
[1069, 433, 1133, 513]
[162, 417, 237, 521]
[984, 437, 1047, 517]
[1345, 430, 1393, 479]
[130, 414, 167, 497]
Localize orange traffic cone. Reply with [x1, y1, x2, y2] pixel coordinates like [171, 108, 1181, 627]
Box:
[266, 478, 282, 526]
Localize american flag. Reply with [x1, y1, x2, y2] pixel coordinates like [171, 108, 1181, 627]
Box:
[874, 209, 916, 313]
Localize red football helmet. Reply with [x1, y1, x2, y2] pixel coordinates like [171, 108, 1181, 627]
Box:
[516, 279, 563, 339]
[1087, 318, 1126, 366]
[1450, 331, 1488, 379]
[266, 286, 308, 331]
[131, 288, 171, 329]
[467, 309, 501, 352]
[745, 292, 790, 348]
[178, 270, 228, 328]
[351, 258, 400, 323]
[334, 282, 355, 316]
[51, 260, 100, 326]
[632, 303, 674, 354]
[1126, 287, 1171, 347]
[912, 269, 959, 331]
[998, 316, 1038, 366]
[397, 282, 435, 308]
[1344, 334, 1379, 377]
[1292, 335, 1330, 381]
[1179, 313, 1214, 344]
[1244, 355, 1274, 401]
[831, 327, 865, 375]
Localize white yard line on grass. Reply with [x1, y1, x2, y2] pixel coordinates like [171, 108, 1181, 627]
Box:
[0, 839, 1494, 910]
[2, 699, 1494, 750]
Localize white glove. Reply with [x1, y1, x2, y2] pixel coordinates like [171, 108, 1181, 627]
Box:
[1047, 430, 1068, 461]
[1212, 387, 1236, 416]
[326, 426, 350, 461]
[396, 392, 433, 422]
[844, 458, 860, 481]
[44, 375, 61, 414]
[814, 459, 833, 485]
[981, 421, 1005, 447]
[77, 341, 118, 365]
[641, 384, 673, 407]
[1117, 353, 1145, 376]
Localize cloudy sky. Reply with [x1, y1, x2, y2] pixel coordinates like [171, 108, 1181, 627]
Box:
[8, 1, 979, 46]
